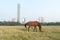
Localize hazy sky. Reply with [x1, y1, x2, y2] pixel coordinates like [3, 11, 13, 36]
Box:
[0, 0, 60, 22]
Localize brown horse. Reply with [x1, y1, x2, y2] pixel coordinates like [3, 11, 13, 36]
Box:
[24, 21, 42, 32]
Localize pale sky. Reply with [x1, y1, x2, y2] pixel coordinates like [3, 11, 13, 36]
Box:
[0, 0, 60, 22]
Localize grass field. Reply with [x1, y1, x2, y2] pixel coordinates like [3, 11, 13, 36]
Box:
[0, 26, 60, 40]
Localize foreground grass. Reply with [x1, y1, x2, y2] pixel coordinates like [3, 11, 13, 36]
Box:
[0, 26, 60, 40]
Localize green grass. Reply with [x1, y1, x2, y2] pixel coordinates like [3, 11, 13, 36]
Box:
[0, 26, 60, 40]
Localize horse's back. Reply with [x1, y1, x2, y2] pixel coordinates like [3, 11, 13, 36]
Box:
[27, 21, 39, 26]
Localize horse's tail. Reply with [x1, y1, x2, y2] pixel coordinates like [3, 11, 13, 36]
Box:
[24, 23, 28, 29]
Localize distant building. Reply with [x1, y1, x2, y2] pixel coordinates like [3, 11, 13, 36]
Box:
[17, 3, 20, 23]
[22, 17, 25, 24]
[39, 17, 44, 23]
[12, 18, 16, 22]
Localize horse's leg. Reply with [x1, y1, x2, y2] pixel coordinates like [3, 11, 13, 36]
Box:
[33, 27, 35, 31]
[33, 26, 37, 32]
[35, 26, 37, 32]
[38, 25, 42, 32]
[28, 26, 30, 32]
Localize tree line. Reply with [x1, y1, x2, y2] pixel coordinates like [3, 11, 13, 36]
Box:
[0, 21, 60, 26]
[0, 21, 23, 26]
[41, 22, 60, 26]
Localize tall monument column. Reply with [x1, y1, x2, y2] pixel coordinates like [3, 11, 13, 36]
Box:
[17, 3, 20, 23]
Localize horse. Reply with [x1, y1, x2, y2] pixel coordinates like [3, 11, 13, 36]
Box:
[24, 21, 42, 32]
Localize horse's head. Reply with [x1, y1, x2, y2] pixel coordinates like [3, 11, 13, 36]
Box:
[24, 23, 28, 30]
[38, 23, 42, 32]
